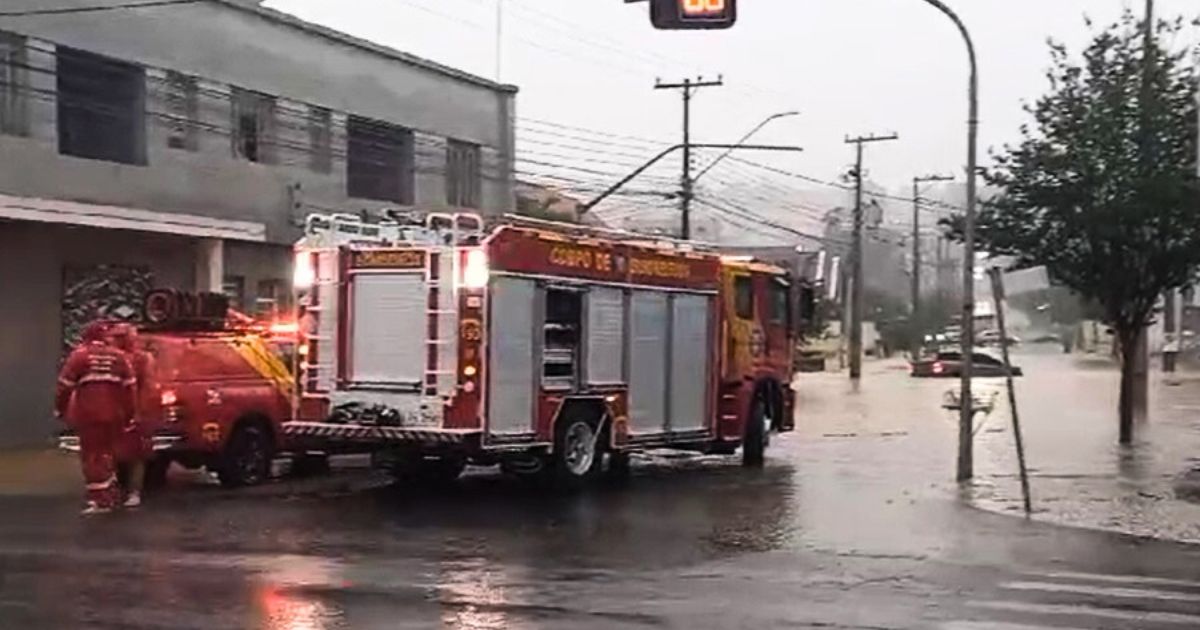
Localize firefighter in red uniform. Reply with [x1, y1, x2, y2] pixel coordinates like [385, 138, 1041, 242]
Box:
[110, 323, 157, 508]
[55, 322, 136, 515]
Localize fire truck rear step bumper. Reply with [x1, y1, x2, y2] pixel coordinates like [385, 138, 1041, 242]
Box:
[283, 422, 481, 448]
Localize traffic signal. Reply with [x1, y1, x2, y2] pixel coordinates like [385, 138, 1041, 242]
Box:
[650, 0, 737, 30]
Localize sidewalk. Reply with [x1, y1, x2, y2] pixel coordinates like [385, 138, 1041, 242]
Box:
[967, 349, 1200, 543]
[0, 447, 80, 497]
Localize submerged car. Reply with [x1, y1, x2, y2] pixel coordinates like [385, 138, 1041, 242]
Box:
[911, 351, 1023, 378]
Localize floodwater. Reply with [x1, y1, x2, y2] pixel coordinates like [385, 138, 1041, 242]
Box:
[2, 347, 1200, 628]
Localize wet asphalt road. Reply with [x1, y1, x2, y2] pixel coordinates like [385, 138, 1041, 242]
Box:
[3, 350, 1200, 629]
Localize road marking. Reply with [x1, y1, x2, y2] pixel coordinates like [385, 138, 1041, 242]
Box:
[1003, 581, 1200, 603]
[1030, 571, 1200, 590]
[967, 600, 1200, 625]
[941, 622, 1091, 630]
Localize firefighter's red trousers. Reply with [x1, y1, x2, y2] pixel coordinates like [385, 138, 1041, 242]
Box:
[78, 422, 123, 508]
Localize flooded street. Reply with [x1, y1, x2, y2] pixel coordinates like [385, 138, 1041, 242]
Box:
[3, 350, 1200, 628]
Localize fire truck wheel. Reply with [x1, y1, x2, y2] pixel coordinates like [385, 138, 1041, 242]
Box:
[552, 416, 603, 488]
[742, 397, 770, 468]
[217, 422, 275, 488]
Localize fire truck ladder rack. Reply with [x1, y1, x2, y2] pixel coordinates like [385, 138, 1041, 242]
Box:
[303, 212, 484, 248]
[422, 246, 458, 408]
[499, 213, 724, 254]
[298, 212, 483, 398]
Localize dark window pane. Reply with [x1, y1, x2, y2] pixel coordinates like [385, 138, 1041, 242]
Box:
[308, 106, 332, 174]
[735, 276, 753, 319]
[57, 47, 145, 165]
[770, 280, 789, 325]
[446, 139, 481, 208]
[347, 115, 413, 203]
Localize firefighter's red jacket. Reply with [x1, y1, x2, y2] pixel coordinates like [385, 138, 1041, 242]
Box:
[56, 341, 136, 427]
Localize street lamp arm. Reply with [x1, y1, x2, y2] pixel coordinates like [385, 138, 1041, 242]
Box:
[694, 111, 800, 183]
[581, 144, 684, 213]
[920, 0, 978, 87]
[581, 143, 804, 213]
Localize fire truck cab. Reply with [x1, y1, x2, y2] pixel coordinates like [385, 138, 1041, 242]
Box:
[288, 213, 796, 486]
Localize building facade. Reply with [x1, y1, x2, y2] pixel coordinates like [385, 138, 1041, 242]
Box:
[0, 0, 517, 447]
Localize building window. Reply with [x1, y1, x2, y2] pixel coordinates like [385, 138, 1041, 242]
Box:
[308, 105, 332, 174]
[57, 47, 146, 165]
[222, 275, 245, 311]
[164, 70, 198, 151]
[0, 32, 28, 137]
[232, 87, 275, 164]
[347, 114, 413, 204]
[734, 276, 753, 320]
[446, 139, 481, 208]
[255, 278, 290, 318]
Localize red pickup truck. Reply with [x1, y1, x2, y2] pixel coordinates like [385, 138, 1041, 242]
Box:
[59, 290, 319, 488]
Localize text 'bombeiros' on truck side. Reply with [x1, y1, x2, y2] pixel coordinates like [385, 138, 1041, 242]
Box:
[287, 211, 806, 487]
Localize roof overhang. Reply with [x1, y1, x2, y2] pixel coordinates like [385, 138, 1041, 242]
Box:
[0, 194, 267, 242]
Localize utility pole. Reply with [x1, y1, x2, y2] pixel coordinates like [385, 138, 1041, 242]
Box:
[656, 76, 723, 239]
[1128, 0, 1156, 429]
[494, 0, 504, 81]
[845, 132, 899, 379]
[912, 174, 954, 344]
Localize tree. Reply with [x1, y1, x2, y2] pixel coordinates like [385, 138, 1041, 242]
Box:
[951, 12, 1200, 443]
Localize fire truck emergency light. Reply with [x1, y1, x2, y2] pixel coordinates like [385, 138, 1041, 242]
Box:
[293, 252, 315, 290]
[650, 0, 736, 30]
[460, 249, 490, 290]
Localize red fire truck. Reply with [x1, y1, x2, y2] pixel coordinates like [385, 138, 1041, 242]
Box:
[286, 213, 798, 486]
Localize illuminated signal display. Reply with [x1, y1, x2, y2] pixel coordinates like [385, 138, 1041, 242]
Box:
[680, 0, 726, 19]
[650, 0, 736, 30]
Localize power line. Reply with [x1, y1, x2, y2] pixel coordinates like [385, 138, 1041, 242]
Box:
[728, 156, 964, 214]
[0, 0, 201, 17]
[695, 195, 845, 245]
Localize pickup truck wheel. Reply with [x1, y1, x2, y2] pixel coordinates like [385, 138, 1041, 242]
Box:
[217, 423, 274, 488]
[551, 415, 602, 490]
[742, 398, 769, 468]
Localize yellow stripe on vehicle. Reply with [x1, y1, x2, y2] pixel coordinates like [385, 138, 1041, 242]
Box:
[226, 336, 295, 398]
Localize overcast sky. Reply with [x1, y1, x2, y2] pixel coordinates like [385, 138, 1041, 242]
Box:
[265, 0, 1198, 226]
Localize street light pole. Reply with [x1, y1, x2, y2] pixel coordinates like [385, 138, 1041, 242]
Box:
[694, 111, 800, 183]
[919, 0, 979, 482]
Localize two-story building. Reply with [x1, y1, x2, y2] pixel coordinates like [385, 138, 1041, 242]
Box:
[0, 0, 517, 447]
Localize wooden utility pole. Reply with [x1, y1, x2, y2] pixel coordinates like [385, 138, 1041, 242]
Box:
[656, 76, 723, 239]
[845, 133, 898, 379]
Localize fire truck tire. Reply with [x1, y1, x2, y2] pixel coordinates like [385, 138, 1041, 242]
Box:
[742, 397, 769, 468]
[551, 415, 603, 489]
[217, 422, 275, 488]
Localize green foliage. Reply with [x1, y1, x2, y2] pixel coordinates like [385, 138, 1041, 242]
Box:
[950, 12, 1200, 350]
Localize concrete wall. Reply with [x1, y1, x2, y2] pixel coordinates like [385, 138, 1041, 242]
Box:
[0, 0, 517, 245]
